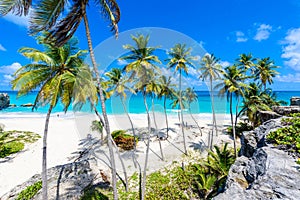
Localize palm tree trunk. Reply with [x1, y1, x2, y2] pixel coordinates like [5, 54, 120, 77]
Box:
[142, 90, 152, 200]
[152, 97, 164, 160]
[179, 69, 187, 154]
[82, 11, 117, 199]
[234, 95, 240, 128]
[189, 107, 202, 136]
[230, 93, 237, 158]
[163, 96, 169, 138]
[210, 78, 218, 136]
[42, 105, 53, 200]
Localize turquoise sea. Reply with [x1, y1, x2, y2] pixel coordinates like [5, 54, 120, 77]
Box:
[0, 91, 299, 115]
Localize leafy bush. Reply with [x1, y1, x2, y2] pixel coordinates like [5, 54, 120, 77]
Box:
[227, 122, 253, 138]
[267, 115, 300, 157]
[111, 130, 138, 150]
[16, 181, 42, 200]
[0, 141, 24, 158]
[81, 187, 109, 200]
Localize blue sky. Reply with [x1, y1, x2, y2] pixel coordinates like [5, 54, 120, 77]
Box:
[1, 0, 300, 91]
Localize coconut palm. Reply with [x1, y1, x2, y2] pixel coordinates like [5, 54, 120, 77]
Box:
[120, 34, 161, 200]
[1, 1, 121, 198]
[11, 36, 97, 199]
[236, 53, 256, 73]
[199, 53, 223, 147]
[255, 57, 279, 90]
[157, 75, 175, 138]
[184, 87, 202, 136]
[167, 43, 195, 154]
[215, 65, 248, 157]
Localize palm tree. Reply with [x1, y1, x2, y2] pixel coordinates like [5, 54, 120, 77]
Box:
[120, 34, 161, 200]
[12, 36, 97, 199]
[215, 65, 248, 157]
[184, 87, 203, 136]
[157, 75, 174, 138]
[167, 43, 195, 154]
[1, 1, 121, 198]
[255, 57, 279, 90]
[236, 53, 256, 73]
[199, 54, 223, 147]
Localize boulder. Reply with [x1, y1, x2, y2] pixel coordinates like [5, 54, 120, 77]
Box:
[0, 93, 10, 110]
[1, 158, 110, 200]
[214, 118, 300, 200]
[272, 106, 300, 115]
[290, 97, 300, 106]
[257, 110, 281, 123]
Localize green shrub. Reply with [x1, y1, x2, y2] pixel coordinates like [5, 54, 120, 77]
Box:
[227, 122, 253, 138]
[81, 187, 109, 200]
[111, 130, 138, 150]
[16, 181, 42, 200]
[0, 141, 24, 158]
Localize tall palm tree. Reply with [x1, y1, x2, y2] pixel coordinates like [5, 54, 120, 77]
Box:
[184, 87, 203, 136]
[199, 54, 223, 147]
[255, 57, 279, 90]
[120, 34, 161, 200]
[167, 43, 195, 154]
[1, 1, 121, 198]
[12, 36, 97, 199]
[236, 53, 256, 73]
[215, 65, 248, 158]
[157, 75, 174, 138]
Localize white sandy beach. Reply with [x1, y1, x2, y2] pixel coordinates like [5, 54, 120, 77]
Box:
[0, 112, 233, 197]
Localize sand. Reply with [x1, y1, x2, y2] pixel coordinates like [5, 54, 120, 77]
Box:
[0, 112, 233, 196]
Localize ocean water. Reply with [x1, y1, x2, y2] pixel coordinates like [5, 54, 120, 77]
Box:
[0, 90, 299, 115]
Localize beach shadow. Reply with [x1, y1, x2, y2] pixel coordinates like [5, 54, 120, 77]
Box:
[189, 139, 207, 152]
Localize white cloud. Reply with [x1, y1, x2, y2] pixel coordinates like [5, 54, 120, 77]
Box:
[219, 61, 231, 68]
[3, 11, 30, 27]
[254, 24, 272, 41]
[0, 62, 22, 74]
[4, 74, 14, 81]
[235, 31, 248, 42]
[0, 44, 6, 51]
[276, 73, 300, 82]
[281, 28, 300, 71]
[117, 59, 128, 66]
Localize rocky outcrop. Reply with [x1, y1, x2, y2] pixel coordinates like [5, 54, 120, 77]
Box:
[0, 93, 10, 110]
[257, 110, 281, 124]
[290, 97, 300, 106]
[214, 118, 300, 200]
[1, 159, 110, 200]
[272, 106, 300, 115]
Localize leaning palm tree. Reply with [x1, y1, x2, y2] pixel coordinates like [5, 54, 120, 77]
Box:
[12, 36, 97, 199]
[199, 54, 223, 143]
[255, 57, 279, 90]
[1, 1, 121, 198]
[184, 87, 202, 136]
[120, 34, 161, 200]
[215, 65, 248, 158]
[236, 53, 256, 73]
[167, 43, 195, 154]
[157, 75, 174, 138]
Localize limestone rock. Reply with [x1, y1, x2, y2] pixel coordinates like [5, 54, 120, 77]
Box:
[0, 93, 10, 110]
[214, 118, 300, 200]
[290, 97, 300, 106]
[1, 159, 109, 200]
[257, 110, 281, 123]
[272, 106, 300, 115]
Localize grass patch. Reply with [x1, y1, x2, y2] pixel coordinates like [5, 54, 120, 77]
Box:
[0, 129, 40, 158]
[16, 181, 42, 200]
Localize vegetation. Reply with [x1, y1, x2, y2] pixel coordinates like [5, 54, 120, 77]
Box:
[16, 181, 42, 200]
[227, 122, 253, 138]
[86, 144, 235, 200]
[267, 114, 300, 157]
[0, 130, 40, 158]
[111, 130, 138, 151]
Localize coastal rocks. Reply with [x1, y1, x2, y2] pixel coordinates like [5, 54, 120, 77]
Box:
[290, 97, 300, 106]
[0, 93, 10, 110]
[214, 118, 300, 200]
[272, 106, 300, 115]
[257, 110, 281, 124]
[1, 158, 109, 200]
